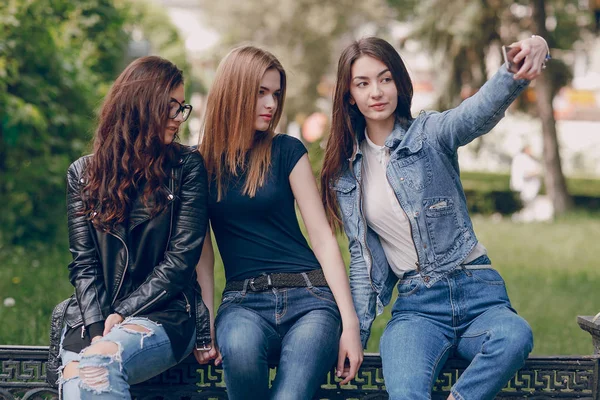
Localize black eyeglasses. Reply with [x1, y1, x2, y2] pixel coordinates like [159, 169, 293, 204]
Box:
[169, 99, 193, 121]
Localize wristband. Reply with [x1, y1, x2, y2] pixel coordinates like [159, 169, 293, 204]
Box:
[531, 35, 551, 69]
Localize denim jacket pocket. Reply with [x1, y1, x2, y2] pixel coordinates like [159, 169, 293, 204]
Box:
[333, 179, 357, 217]
[423, 197, 463, 260]
[389, 149, 432, 191]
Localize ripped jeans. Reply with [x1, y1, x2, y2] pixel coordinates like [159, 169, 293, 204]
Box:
[59, 317, 194, 399]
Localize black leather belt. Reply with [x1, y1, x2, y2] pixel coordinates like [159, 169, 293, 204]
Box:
[224, 269, 328, 292]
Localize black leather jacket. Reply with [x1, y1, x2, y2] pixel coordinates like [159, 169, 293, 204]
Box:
[58, 144, 211, 354]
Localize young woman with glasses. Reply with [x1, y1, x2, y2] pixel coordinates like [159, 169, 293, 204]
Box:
[55, 55, 211, 398]
[194, 45, 363, 399]
[321, 36, 549, 399]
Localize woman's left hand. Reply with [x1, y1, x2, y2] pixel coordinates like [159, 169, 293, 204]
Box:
[510, 36, 549, 81]
[336, 326, 364, 385]
[103, 313, 124, 336]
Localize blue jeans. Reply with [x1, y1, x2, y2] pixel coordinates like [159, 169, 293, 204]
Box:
[380, 267, 533, 400]
[215, 281, 341, 400]
[59, 317, 194, 399]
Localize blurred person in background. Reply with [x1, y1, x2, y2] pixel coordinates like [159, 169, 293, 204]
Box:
[56, 56, 211, 399]
[194, 45, 362, 399]
[511, 144, 542, 205]
[321, 36, 548, 400]
[510, 144, 553, 222]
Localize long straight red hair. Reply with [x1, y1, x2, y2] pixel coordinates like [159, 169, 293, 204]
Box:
[200, 45, 286, 200]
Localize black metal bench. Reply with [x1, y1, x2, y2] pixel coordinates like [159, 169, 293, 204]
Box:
[2, 316, 599, 399]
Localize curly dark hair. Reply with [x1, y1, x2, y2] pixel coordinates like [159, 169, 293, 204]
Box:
[83, 56, 183, 230]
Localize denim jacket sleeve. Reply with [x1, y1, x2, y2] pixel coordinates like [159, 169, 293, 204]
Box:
[424, 66, 530, 154]
[347, 233, 378, 349]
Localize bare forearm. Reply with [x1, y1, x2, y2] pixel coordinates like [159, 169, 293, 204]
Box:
[196, 231, 215, 326]
[312, 235, 359, 330]
[197, 263, 214, 325]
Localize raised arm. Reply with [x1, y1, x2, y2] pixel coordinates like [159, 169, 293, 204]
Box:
[290, 154, 363, 385]
[426, 36, 548, 154]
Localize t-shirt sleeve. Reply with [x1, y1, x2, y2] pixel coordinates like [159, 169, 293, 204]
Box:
[279, 135, 308, 176]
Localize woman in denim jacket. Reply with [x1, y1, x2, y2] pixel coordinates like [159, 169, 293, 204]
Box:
[320, 36, 549, 400]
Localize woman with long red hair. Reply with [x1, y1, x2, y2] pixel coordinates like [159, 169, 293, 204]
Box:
[195, 45, 363, 399]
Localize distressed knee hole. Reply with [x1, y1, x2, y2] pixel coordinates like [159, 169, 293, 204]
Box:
[83, 341, 119, 357]
[80, 365, 110, 392]
[121, 324, 151, 333]
[63, 361, 79, 380]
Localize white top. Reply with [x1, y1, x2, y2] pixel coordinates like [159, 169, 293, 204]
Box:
[361, 130, 487, 278]
[361, 132, 419, 277]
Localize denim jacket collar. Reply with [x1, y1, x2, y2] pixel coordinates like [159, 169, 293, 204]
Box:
[349, 119, 420, 163]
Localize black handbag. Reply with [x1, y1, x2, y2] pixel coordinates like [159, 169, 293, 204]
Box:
[46, 296, 74, 387]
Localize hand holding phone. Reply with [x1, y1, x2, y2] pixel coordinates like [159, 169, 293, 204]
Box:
[502, 46, 524, 74]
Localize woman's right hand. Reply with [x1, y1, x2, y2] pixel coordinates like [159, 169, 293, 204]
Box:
[193, 339, 222, 365]
[336, 325, 364, 385]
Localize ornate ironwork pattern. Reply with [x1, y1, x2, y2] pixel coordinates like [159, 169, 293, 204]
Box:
[1, 346, 599, 399]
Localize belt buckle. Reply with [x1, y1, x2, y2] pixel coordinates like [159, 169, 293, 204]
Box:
[248, 277, 257, 291]
[266, 274, 273, 289]
[249, 274, 273, 291]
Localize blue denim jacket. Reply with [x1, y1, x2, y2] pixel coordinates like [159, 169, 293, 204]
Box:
[334, 67, 529, 347]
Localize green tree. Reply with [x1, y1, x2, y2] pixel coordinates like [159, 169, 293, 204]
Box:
[0, 0, 129, 245]
[389, 0, 592, 215]
[196, 0, 391, 121]
[0, 0, 190, 245]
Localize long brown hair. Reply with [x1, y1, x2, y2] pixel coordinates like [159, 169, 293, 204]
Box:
[84, 56, 183, 230]
[200, 45, 286, 200]
[321, 37, 414, 230]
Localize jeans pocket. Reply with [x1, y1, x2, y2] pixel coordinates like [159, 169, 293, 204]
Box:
[397, 278, 422, 297]
[305, 286, 337, 304]
[470, 268, 505, 286]
[218, 291, 244, 312]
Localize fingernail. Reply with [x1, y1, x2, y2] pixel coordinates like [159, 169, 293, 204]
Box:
[337, 371, 342, 377]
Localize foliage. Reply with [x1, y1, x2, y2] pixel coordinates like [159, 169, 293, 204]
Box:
[0, 0, 129, 245]
[388, 0, 592, 110]
[0, 0, 190, 245]
[196, 0, 392, 120]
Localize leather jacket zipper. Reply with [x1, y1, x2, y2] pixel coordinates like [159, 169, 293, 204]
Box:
[131, 290, 167, 317]
[108, 231, 129, 305]
[182, 292, 191, 317]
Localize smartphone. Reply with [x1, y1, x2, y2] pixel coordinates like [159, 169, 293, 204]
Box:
[502, 45, 523, 74]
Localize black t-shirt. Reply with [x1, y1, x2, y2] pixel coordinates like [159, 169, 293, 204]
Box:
[209, 134, 321, 282]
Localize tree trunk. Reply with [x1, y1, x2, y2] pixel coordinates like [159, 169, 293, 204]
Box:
[531, 0, 573, 214]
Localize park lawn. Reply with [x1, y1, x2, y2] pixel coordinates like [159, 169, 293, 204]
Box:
[366, 213, 600, 355]
[1, 214, 598, 356]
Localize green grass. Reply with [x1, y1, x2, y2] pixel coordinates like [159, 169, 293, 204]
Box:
[366, 213, 600, 355]
[461, 171, 600, 196]
[1, 213, 599, 356]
